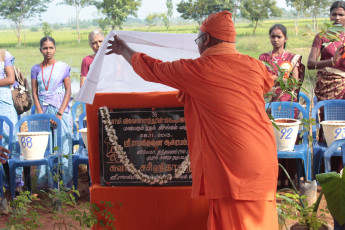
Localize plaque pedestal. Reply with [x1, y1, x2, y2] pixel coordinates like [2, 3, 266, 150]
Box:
[90, 184, 208, 230]
[87, 93, 209, 230]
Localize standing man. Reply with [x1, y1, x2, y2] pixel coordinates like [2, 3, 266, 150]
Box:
[107, 11, 278, 230]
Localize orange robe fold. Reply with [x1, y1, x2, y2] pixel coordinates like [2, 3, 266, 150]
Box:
[131, 42, 277, 200]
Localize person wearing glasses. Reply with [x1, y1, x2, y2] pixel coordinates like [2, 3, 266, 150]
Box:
[80, 30, 105, 87]
[106, 11, 278, 230]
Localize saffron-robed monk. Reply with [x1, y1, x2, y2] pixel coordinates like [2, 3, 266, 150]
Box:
[106, 11, 278, 230]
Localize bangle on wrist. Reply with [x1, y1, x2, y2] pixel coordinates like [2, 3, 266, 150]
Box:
[331, 57, 335, 66]
[57, 112, 62, 116]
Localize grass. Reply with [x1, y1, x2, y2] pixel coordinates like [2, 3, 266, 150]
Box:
[0, 17, 329, 97]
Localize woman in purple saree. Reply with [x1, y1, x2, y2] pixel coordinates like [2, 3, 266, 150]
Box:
[31, 36, 73, 188]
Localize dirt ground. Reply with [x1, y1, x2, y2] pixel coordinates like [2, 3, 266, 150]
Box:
[0, 168, 337, 229]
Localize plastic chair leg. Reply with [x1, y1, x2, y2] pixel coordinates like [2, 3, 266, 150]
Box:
[23, 166, 31, 192]
[0, 167, 3, 197]
[72, 155, 79, 191]
[9, 164, 17, 199]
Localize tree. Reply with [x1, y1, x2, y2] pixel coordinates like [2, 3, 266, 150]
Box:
[42, 22, 52, 37]
[0, 0, 52, 45]
[165, 0, 173, 30]
[59, 0, 93, 43]
[241, 0, 282, 36]
[145, 13, 161, 31]
[231, 0, 241, 23]
[94, 0, 141, 30]
[177, 0, 231, 25]
[286, 0, 309, 35]
[306, 0, 332, 30]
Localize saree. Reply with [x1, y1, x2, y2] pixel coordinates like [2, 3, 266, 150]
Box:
[259, 52, 305, 102]
[31, 61, 73, 188]
[312, 33, 345, 101]
[0, 51, 23, 188]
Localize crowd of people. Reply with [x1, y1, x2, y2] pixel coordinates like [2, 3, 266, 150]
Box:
[0, 0, 344, 229]
[0, 29, 104, 190]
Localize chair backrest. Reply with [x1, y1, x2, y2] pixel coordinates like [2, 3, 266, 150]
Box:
[30, 104, 36, 114]
[268, 101, 309, 144]
[71, 101, 86, 142]
[311, 100, 345, 140]
[269, 101, 308, 119]
[298, 92, 311, 114]
[78, 112, 86, 148]
[0, 115, 13, 153]
[13, 114, 62, 158]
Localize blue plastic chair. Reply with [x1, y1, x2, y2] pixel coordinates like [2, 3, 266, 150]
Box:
[30, 104, 36, 114]
[71, 101, 86, 153]
[321, 139, 345, 173]
[72, 112, 89, 193]
[8, 114, 62, 199]
[268, 102, 311, 181]
[298, 92, 311, 115]
[0, 116, 13, 197]
[312, 100, 345, 178]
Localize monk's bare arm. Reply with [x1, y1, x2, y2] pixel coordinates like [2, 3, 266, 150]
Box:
[106, 35, 136, 65]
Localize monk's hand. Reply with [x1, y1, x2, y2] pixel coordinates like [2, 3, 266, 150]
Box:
[0, 135, 10, 163]
[106, 35, 127, 55]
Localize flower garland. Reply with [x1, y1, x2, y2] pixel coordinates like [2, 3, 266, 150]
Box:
[99, 106, 191, 185]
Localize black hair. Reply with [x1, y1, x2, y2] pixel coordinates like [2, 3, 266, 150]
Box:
[330, 1, 345, 13]
[269, 24, 287, 49]
[39, 36, 56, 49]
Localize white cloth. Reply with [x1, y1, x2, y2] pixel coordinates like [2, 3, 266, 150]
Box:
[76, 30, 199, 104]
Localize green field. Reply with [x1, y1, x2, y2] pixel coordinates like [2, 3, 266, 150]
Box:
[0, 18, 329, 97]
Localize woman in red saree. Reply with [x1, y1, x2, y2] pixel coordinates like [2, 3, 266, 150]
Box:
[307, 1, 345, 172]
[260, 24, 304, 102]
[307, 1, 345, 102]
[260, 24, 305, 187]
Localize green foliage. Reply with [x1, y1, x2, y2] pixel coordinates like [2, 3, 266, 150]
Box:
[300, 118, 316, 144]
[91, 201, 120, 230]
[166, 0, 173, 18]
[165, 0, 173, 30]
[241, 0, 282, 35]
[177, 0, 232, 25]
[316, 168, 345, 225]
[59, 0, 93, 8]
[307, 0, 333, 29]
[317, 22, 345, 46]
[286, 0, 308, 15]
[6, 190, 43, 229]
[30, 27, 39, 32]
[42, 22, 53, 37]
[263, 62, 303, 104]
[95, 0, 141, 30]
[0, 0, 52, 45]
[41, 182, 99, 229]
[145, 13, 162, 30]
[277, 164, 328, 229]
[144, 13, 170, 31]
[277, 191, 327, 229]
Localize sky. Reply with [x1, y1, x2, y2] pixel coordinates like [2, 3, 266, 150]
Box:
[36, 0, 288, 25]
